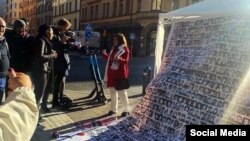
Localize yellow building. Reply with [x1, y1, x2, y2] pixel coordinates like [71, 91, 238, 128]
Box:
[80, 0, 203, 56]
[52, 0, 81, 30]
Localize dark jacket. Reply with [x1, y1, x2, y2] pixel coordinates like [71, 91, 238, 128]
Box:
[52, 28, 70, 74]
[5, 30, 34, 73]
[0, 37, 10, 77]
[33, 37, 56, 73]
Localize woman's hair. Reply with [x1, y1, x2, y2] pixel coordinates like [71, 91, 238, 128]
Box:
[114, 33, 128, 47]
[57, 18, 72, 28]
[38, 24, 51, 37]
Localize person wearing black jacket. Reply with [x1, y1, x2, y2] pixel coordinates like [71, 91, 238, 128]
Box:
[5, 19, 34, 74]
[51, 18, 71, 107]
[0, 17, 10, 105]
[32, 24, 57, 113]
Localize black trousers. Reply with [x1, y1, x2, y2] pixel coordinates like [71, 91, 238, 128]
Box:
[52, 71, 65, 105]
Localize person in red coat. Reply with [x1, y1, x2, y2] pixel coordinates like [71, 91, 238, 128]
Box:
[102, 33, 130, 117]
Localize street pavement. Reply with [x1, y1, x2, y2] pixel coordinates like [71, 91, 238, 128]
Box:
[31, 86, 144, 141]
[31, 54, 154, 141]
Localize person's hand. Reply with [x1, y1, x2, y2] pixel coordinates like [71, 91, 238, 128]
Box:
[8, 68, 32, 93]
[52, 50, 58, 59]
[102, 49, 107, 55]
[114, 55, 120, 61]
[61, 35, 69, 44]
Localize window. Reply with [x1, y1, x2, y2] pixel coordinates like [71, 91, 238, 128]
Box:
[14, 3, 16, 8]
[152, 0, 161, 10]
[62, 4, 64, 14]
[74, 18, 77, 30]
[66, 3, 68, 13]
[126, 0, 131, 14]
[81, 7, 84, 20]
[91, 6, 94, 20]
[69, 2, 72, 12]
[103, 3, 106, 18]
[54, 7, 57, 16]
[95, 5, 99, 19]
[14, 11, 16, 17]
[85, 8, 87, 20]
[75, 0, 77, 10]
[59, 5, 61, 14]
[106, 2, 109, 18]
[172, 0, 178, 10]
[137, 0, 141, 12]
[19, 12, 21, 17]
[113, 0, 117, 16]
[119, 0, 124, 15]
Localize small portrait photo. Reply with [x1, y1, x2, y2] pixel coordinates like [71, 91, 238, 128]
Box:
[242, 117, 250, 125]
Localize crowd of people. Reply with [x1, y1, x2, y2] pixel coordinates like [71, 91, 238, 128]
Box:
[0, 16, 132, 140]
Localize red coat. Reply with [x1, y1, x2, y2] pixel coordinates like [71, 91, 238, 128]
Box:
[103, 46, 130, 87]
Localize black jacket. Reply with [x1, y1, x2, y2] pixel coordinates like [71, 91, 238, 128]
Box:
[33, 37, 56, 73]
[5, 30, 34, 73]
[52, 28, 70, 73]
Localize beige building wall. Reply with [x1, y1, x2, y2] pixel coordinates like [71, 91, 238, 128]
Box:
[36, 0, 53, 27]
[21, 0, 37, 33]
[52, 0, 81, 30]
[6, 0, 22, 25]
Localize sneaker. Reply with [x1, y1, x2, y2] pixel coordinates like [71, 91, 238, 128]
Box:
[121, 112, 130, 117]
[41, 106, 50, 113]
[107, 111, 116, 116]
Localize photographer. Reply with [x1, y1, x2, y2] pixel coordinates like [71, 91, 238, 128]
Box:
[51, 18, 72, 108]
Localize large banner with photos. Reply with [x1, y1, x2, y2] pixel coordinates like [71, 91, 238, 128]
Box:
[58, 16, 250, 141]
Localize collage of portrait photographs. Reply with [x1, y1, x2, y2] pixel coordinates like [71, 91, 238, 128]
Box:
[57, 16, 250, 141]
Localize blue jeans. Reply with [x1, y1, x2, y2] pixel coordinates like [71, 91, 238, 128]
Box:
[0, 77, 6, 105]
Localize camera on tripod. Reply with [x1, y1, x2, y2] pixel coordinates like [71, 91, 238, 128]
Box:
[61, 31, 82, 49]
[72, 30, 101, 55]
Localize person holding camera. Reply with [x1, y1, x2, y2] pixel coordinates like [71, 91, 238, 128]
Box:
[102, 33, 130, 117]
[32, 24, 57, 113]
[51, 18, 72, 108]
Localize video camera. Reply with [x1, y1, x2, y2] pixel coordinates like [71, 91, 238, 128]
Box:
[61, 31, 82, 49]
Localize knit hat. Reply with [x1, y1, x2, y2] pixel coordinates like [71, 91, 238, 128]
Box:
[13, 19, 26, 30]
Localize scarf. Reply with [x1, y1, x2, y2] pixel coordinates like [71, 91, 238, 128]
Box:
[104, 44, 125, 83]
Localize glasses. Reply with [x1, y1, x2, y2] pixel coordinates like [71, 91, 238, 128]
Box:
[0, 25, 6, 28]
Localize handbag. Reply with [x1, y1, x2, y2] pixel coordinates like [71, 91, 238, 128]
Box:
[114, 78, 130, 90]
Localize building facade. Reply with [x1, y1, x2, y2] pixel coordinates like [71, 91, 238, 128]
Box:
[36, 0, 53, 27]
[80, 0, 203, 56]
[0, 0, 6, 18]
[21, 0, 37, 34]
[5, 0, 22, 25]
[52, 0, 81, 30]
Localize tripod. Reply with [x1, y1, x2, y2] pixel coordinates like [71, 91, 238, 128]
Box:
[85, 50, 107, 104]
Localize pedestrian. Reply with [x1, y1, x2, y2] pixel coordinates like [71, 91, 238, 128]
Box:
[102, 33, 130, 117]
[32, 24, 57, 113]
[51, 18, 72, 108]
[0, 68, 39, 141]
[5, 19, 35, 74]
[0, 17, 10, 105]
